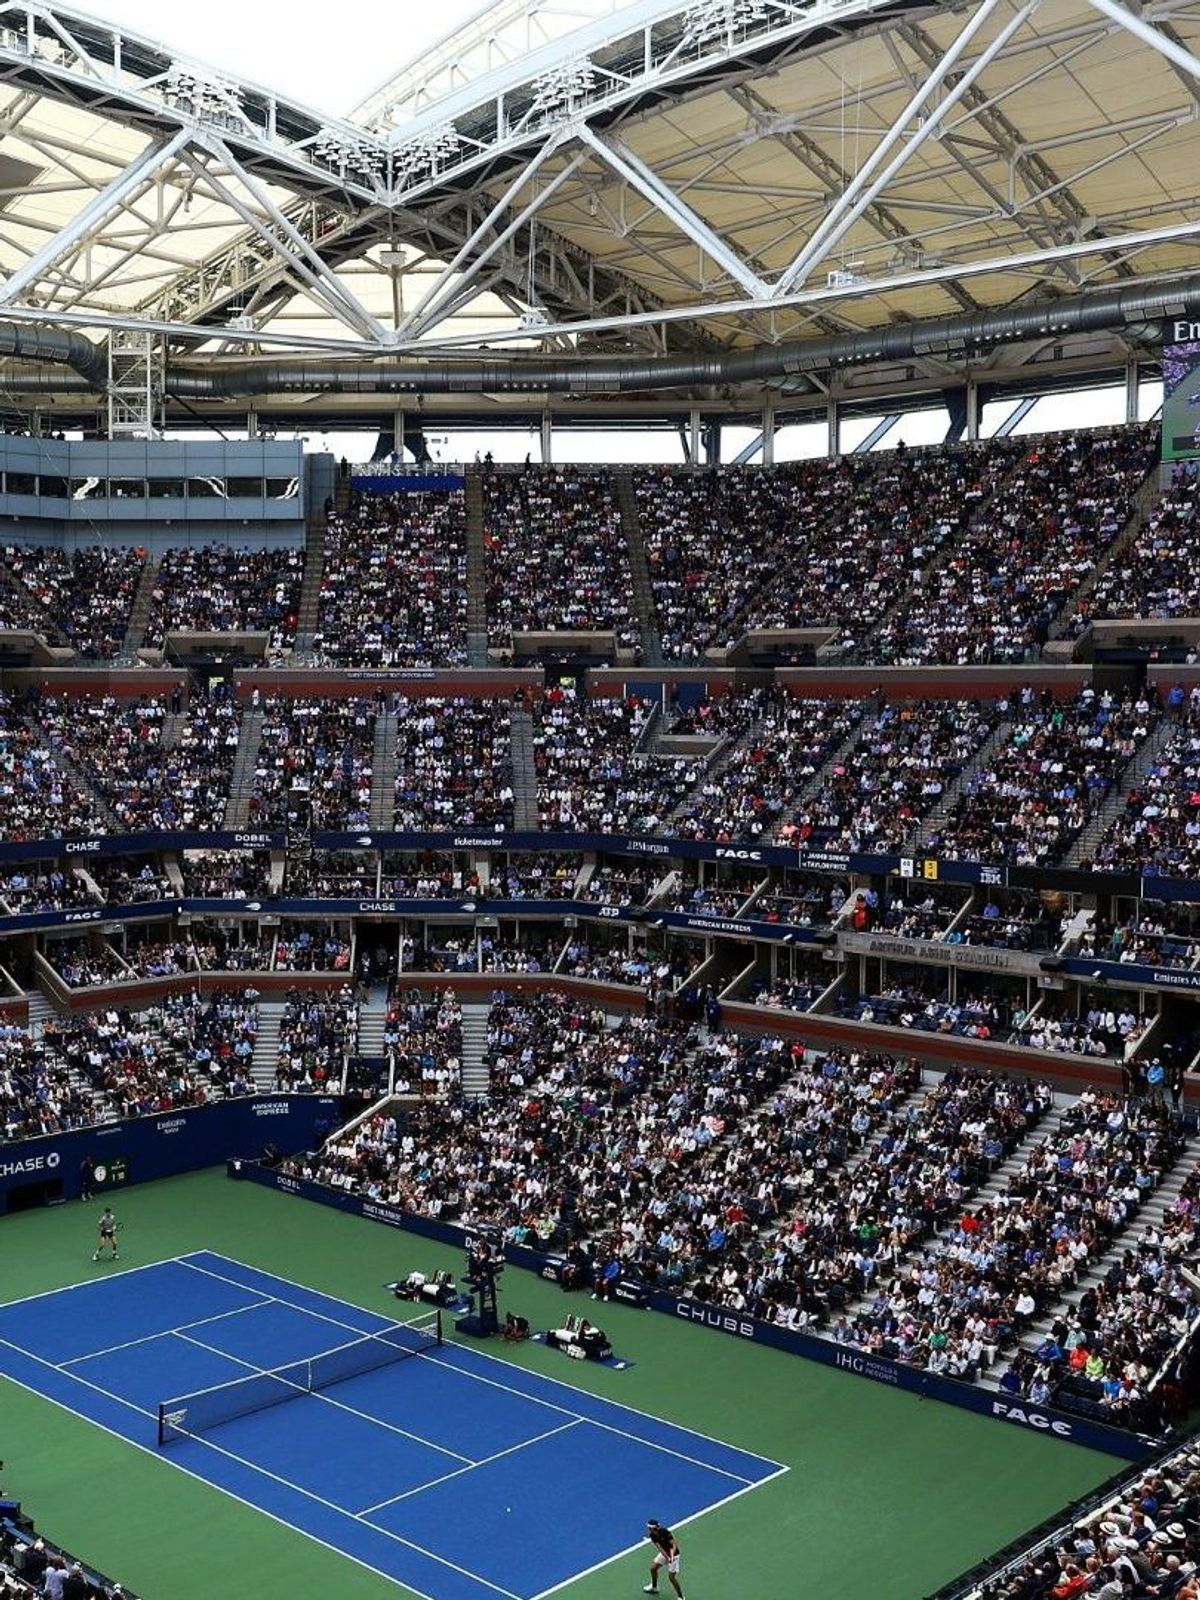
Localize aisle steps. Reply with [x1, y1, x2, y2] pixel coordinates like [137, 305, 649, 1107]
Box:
[460, 1002, 491, 1097]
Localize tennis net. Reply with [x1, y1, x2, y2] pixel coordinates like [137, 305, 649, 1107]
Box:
[156, 1309, 443, 1446]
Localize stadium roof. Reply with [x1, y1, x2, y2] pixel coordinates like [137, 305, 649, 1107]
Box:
[0, 0, 1197, 412]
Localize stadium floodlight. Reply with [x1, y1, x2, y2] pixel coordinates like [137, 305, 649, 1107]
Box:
[529, 60, 598, 123]
[392, 124, 462, 188]
[682, 0, 772, 48]
[164, 64, 245, 132]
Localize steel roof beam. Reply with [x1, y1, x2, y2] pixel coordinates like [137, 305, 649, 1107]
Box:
[0, 1, 388, 205]
[774, 0, 1034, 296]
[576, 122, 770, 299]
[0, 124, 189, 307]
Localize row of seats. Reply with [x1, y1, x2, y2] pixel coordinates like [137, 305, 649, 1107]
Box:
[0, 424, 1182, 665]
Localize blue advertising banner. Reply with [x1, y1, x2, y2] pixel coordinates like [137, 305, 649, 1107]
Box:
[0, 829, 1194, 913]
[1062, 957, 1200, 994]
[350, 473, 465, 492]
[235, 1164, 1157, 1462]
[0, 830, 284, 865]
[0, 1096, 339, 1213]
[0, 899, 176, 935]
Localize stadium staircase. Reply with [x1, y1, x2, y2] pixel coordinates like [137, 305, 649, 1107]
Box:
[293, 500, 328, 657]
[770, 705, 875, 842]
[1044, 468, 1164, 648]
[158, 708, 185, 751]
[354, 982, 389, 1085]
[664, 703, 774, 828]
[250, 1000, 284, 1090]
[25, 989, 59, 1037]
[613, 470, 663, 666]
[118, 556, 159, 659]
[1061, 712, 1180, 869]
[508, 709, 539, 831]
[837, 1087, 1064, 1331]
[904, 718, 1011, 854]
[981, 1129, 1200, 1392]
[460, 1001, 492, 1097]
[370, 704, 398, 830]
[222, 708, 265, 831]
[21, 711, 119, 831]
[464, 467, 489, 667]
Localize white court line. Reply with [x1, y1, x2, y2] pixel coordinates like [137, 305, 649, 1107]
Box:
[180, 1254, 784, 1478]
[357, 1420, 582, 1517]
[423, 1353, 754, 1486]
[62, 1298, 273, 1368]
[180, 1254, 386, 1340]
[0, 1333, 520, 1600]
[0, 1255, 182, 1313]
[526, 1465, 793, 1600]
[0, 1360, 435, 1600]
[176, 1331, 474, 1466]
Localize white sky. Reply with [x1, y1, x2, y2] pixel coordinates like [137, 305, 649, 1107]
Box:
[87, 0, 481, 116]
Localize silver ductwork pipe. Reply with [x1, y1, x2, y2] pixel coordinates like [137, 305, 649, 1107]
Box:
[0, 324, 106, 388]
[162, 277, 1199, 397]
[0, 276, 1194, 399]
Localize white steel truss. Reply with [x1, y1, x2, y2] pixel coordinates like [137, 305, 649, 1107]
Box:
[0, 0, 1195, 370]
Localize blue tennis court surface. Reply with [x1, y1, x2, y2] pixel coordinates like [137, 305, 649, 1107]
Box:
[0, 1252, 785, 1599]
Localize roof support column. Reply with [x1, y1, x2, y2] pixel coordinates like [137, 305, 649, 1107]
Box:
[763, 402, 776, 467]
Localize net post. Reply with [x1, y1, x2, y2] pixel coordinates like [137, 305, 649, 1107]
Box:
[435, 1308, 443, 1347]
[156, 1402, 166, 1448]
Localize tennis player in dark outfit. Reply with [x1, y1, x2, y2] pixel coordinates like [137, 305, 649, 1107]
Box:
[644, 1520, 685, 1599]
[93, 1206, 119, 1262]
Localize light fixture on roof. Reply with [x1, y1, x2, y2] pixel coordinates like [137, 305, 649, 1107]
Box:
[314, 130, 386, 188]
[682, 0, 771, 47]
[827, 263, 868, 288]
[529, 60, 598, 122]
[164, 64, 244, 130]
[392, 124, 461, 188]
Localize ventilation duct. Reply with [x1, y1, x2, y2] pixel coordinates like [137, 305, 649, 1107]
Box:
[161, 278, 1200, 398]
[0, 276, 1193, 400]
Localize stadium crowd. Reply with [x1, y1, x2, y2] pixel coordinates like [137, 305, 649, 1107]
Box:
[316, 491, 468, 667]
[484, 469, 639, 652]
[925, 687, 1157, 865]
[870, 426, 1158, 664]
[144, 545, 302, 653]
[1, 544, 141, 658]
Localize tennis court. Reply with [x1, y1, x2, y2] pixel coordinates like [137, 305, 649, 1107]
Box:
[0, 1250, 785, 1600]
